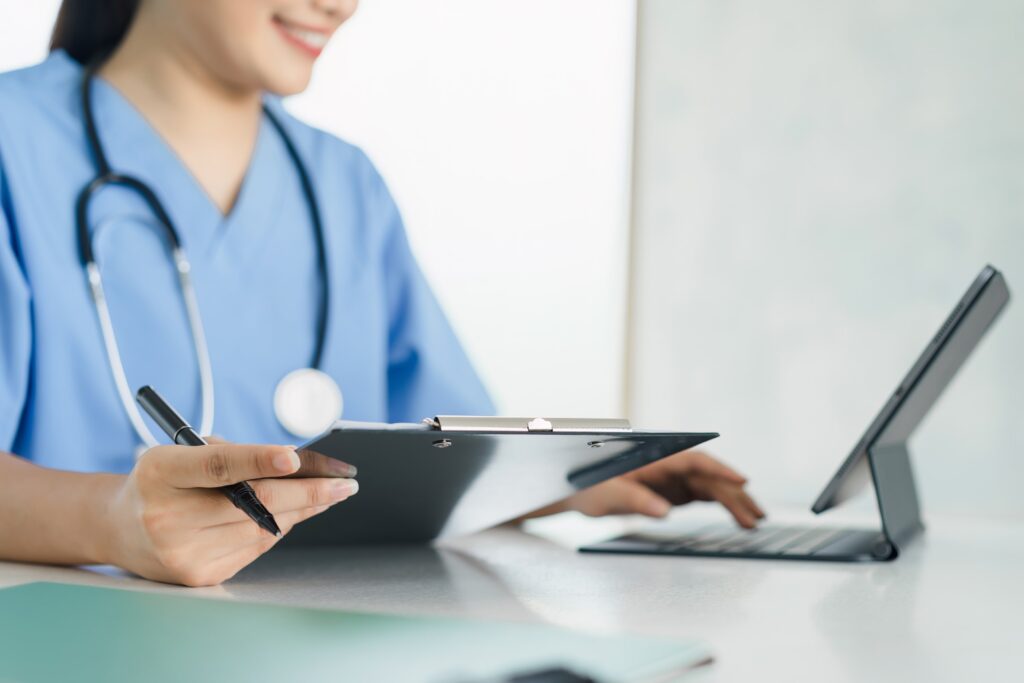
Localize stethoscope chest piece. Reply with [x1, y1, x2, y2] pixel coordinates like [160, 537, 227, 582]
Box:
[274, 368, 343, 439]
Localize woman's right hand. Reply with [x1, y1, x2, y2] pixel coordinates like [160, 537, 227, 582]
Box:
[102, 442, 357, 586]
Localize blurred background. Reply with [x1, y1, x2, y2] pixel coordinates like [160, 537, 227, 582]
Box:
[2, 0, 1020, 517]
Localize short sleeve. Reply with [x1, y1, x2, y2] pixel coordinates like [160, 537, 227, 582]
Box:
[367, 165, 496, 421]
[0, 159, 32, 452]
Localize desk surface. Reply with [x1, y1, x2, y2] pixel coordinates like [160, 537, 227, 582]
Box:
[1, 507, 1021, 682]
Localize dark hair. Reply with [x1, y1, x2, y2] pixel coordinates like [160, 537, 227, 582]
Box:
[49, 0, 140, 65]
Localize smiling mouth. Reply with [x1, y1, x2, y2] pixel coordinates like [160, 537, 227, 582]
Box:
[273, 17, 331, 57]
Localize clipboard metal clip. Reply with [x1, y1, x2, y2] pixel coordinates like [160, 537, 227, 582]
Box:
[427, 416, 633, 433]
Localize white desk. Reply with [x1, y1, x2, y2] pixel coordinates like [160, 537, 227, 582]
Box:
[1, 508, 1021, 682]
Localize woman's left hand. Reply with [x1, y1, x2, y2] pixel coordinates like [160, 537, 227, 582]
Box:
[552, 450, 766, 528]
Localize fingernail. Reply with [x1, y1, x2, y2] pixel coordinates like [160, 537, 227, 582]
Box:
[273, 450, 300, 473]
[329, 478, 359, 501]
[329, 460, 358, 478]
[646, 499, 671, 517]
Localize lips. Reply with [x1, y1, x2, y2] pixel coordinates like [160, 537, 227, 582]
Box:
[273, 17, 331, 58]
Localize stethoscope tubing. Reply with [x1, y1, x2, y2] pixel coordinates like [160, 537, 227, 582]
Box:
[85, 249, 214, 447]
[75, 60, 330, 448]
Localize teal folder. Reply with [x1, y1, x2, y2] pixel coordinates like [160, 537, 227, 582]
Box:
[0, 582, 710, 682]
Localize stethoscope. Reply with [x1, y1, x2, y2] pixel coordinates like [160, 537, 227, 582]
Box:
[75, 61, 344, 451]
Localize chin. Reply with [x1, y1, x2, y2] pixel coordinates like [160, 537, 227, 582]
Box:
[262, 69, 315, 96]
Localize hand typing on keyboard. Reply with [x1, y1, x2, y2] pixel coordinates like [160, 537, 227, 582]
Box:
[527, 451, 766, 528]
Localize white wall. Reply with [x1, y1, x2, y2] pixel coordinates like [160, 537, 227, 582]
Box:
[629, 0, 1024, 517]
[0, 0, 637, 418]
[291, 1, 636, 416]
[0, 0, 61, 70]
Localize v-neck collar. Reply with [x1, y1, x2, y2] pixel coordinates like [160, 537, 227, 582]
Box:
[82, 60, 285, 261]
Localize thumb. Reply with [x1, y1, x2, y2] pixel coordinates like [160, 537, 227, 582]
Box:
[590, 478, 673, 518]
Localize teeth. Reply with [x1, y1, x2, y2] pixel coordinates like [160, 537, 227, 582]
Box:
[281, 23, 329, 49]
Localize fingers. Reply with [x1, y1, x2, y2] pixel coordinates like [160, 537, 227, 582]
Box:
[676, 451, 747, 484]
[717, 490, 759, 529]
[199, 442, 356, 478]
[631, 488, 673, 518]
[251, 476, 359, 515]
[137, 496, 344, 586]
[568, 450, 765, 528]
[293, 448, 357, 479]
[701, 479, 765, 529]
[199, 523, 308, 585]
[737, 489, 766, 521]
[206, 504, 333, 560]
[172, 520, 293, 587]
[188, 477, 359, 525]
[149, 443, 301, 488]
[631, 452, 747, 503]
[276, 503, 332, 535]
[656, 453, 765, 528]
[573, 478, 673, 518]
[199, 544, 275, 585]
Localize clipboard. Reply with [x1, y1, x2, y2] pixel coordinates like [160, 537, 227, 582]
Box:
[281, 416, 718, 545]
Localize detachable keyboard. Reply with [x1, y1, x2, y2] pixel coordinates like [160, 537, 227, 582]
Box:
[580, 523, 897, 562]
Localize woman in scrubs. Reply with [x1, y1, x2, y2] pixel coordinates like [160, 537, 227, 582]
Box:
[0, 0, 764, 586]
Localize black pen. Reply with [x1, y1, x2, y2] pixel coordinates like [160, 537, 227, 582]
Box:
[136, 385, 282, 537]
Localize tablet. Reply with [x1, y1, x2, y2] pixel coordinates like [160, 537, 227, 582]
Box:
[281, 417, 718, 545]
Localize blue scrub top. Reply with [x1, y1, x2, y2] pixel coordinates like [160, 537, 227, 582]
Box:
[0, 51, 493, 474]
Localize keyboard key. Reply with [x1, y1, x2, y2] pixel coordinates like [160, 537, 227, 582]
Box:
[588, 524, 866, 559]
[718, 527, 790, 552]
[781, 529, 851, 556]
[743, 528, 814, 554]
[623, 523, 719, 548]
[671, 525, 800, 553]
[683, 536, 747, 552]
[667, 526, 742, 551]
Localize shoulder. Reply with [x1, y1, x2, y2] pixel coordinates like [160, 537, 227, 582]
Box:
[0, 50, 82, 127]
[261, 100, 406, 259]
[262, 98, 385, 190]
[0, 51, 83, 177]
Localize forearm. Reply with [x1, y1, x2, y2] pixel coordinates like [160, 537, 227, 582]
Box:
[0, 451, 122, 566]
